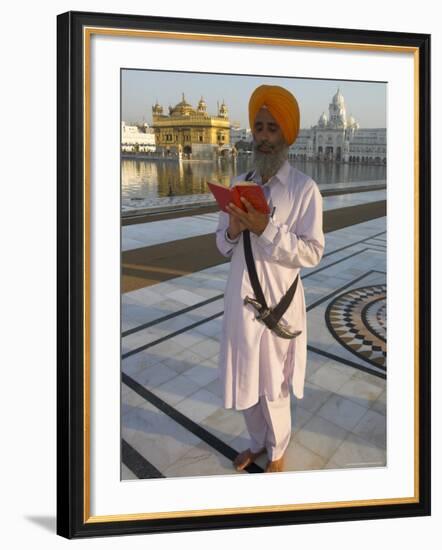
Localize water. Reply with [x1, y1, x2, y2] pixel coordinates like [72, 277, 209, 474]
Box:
[121, 157, 386, 203]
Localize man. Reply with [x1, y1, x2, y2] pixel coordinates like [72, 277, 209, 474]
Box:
[215, 84, 325, 473]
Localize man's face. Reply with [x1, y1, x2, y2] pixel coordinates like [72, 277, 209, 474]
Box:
[252, 107, 289, 179]
[252, 107, 286, 154]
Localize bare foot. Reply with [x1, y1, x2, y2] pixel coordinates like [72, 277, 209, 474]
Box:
[265, 455, 285, 473]
[233, 448, 266, 471]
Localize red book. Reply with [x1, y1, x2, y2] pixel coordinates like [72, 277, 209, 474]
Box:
[207, 180, 270, 214]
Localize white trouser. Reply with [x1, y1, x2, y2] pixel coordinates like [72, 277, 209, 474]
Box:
[242, 391, 292, 461]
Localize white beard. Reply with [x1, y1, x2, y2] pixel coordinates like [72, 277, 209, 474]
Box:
[252, 141, 289, 181]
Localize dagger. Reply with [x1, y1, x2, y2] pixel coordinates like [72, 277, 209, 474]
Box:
[243, 295, 302, 340]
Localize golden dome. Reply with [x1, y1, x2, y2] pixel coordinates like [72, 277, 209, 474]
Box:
[197, 96, 207, 111]
[170, 93, 196, 116]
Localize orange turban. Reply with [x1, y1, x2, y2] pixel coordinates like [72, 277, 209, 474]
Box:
[248, 84, 300, 145]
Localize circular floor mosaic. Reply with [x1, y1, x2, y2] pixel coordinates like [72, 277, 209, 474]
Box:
[325, 285, 387, 369]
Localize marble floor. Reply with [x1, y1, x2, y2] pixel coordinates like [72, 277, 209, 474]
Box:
[121, 216, 387, 480]
[122, 188, 386, 251]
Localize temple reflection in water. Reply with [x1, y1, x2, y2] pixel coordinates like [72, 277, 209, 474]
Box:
[122, 157, 386, 202]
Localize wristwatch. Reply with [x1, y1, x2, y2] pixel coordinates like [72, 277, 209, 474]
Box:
[225, 228, 240, 244]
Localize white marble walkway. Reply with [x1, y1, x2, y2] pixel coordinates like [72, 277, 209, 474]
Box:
[121, 216, 387, 480]
[123, 189, 386, 252]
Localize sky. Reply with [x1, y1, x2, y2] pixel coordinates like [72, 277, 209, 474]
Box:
[121, 69, 386, 129]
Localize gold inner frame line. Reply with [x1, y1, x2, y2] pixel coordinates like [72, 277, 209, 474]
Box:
[82, 25, 420, 524]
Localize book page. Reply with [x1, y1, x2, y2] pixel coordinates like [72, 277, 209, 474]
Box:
[234, 180, 258, 187]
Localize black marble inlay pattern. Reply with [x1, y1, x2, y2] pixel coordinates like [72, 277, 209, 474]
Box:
[325, 285, 387, 369]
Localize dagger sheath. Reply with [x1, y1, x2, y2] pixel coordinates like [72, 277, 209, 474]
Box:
[243, 295, 302, 340]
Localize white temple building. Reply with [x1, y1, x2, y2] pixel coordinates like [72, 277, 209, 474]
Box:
[230, 124, 252, 144]
[289, 89, 386, 164]
[121, 121, 156, 153]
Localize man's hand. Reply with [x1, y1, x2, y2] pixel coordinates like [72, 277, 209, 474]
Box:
[227, 210, 247, 240]
[226, 197, 269, 236]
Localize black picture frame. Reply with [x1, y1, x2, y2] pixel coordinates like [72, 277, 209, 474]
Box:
[57, 10, 431, 539]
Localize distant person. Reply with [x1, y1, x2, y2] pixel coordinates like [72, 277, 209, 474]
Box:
[215, 84, 324, 473]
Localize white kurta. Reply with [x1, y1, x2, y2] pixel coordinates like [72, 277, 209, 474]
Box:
[215, 160, 325, 410]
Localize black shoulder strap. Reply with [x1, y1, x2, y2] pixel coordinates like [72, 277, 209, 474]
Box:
[243, 230, 299, 328]
[243, 229, 268, 308]
[242, 168, 299, 328]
